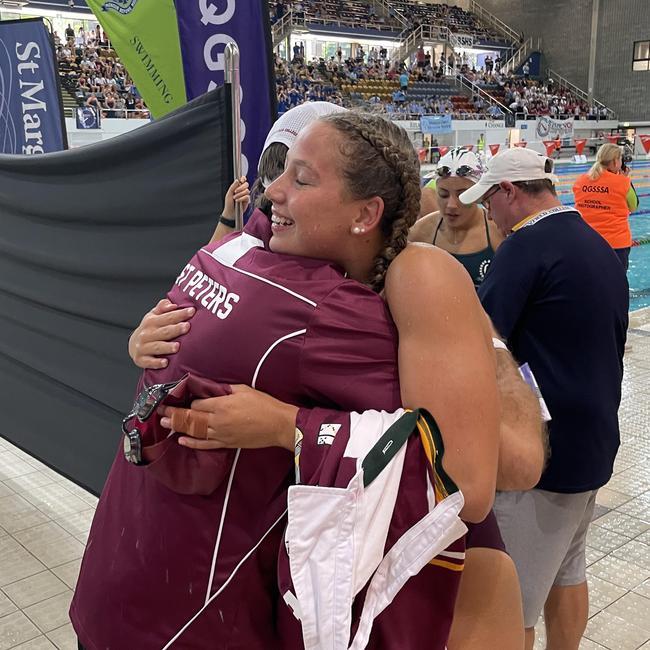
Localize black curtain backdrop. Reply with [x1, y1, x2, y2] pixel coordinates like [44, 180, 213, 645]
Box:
[0, 88, 232, 494]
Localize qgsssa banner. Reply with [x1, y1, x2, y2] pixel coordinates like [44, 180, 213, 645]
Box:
[174, 0, 276, 177]
[0, 18, 67, 154]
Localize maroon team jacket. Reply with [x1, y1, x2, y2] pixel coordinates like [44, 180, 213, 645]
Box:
[70, 210, 465, 649]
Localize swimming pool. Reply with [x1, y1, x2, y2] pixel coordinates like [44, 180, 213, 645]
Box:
[555, 161, 650, 312]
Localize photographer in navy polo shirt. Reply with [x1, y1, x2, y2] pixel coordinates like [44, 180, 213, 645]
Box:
[460, 148, 628, 650]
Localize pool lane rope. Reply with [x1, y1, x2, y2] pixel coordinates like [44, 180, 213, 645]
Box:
[632, 236, 650, 247]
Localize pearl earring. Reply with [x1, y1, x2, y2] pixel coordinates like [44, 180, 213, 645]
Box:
[352, 226, 362, 234]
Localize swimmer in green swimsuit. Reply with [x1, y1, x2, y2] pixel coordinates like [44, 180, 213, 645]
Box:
[411, 148, 505, 288]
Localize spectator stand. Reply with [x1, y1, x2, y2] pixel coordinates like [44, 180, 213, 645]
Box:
[467, 0, 521, 51]
[451, 71, 510, 120]
[51, 0, 617, 126]
[391, 0, 512, 48]
[546, 68, 615, 120]
[271, 0, 402, 50]
[337, 61, 505, 122]
[55, 31, 150, 120]
[271, 1, 524, 122]
[391, 24, 512, 123]
[275, 56, 346, 114]
[373, 0, 410, 31]
[466, 69, 614, 122]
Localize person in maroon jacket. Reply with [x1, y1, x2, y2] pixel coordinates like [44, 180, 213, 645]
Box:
[146, 116, 541, 650]
[71, 113, 500, 649]
[127, 105, 544, 650]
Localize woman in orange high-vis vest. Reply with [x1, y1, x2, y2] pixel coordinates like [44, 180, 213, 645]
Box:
[573, 143, 639, 270]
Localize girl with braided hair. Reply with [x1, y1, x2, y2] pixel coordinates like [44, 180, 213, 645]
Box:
[264, 111, 423, 294]
[73, 111, 500, 650]
[185, 111, 500, 525]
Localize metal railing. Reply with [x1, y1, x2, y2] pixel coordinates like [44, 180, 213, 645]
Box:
[225, 43, 244, 231]
[388, 111, 502, 121]
[272, 9, 402, 47]
[546, 68, 616, 120]
[65, 107, 150, 119]
[453, 73, 511, 116]
[396, 24, 451, 64]
[272, 11, 304, 48]
[469, 0, 520, 44]
[500, 36, 541, 75]
[306, 16, 400, 33]
[512, 110, 612, 122]
[373, 0, 409, 30]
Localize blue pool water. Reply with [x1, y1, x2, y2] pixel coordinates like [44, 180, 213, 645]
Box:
[556, 161, 650, 312]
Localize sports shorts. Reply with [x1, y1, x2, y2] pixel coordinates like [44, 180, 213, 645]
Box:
[493, 488, 597, 628]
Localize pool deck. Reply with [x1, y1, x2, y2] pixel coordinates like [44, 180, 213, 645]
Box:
[630, 305, 650, 330]
[535, 305, 650, 649]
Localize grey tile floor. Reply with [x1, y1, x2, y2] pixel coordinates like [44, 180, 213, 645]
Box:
[0, 310, 649, 649]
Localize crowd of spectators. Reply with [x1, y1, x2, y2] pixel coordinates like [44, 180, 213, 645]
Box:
[390, 0, 506, 42]
[501, 77, 608, 119]
[275, 55, 346, 113]
[55, 24, 149, 119]
[275, 52, 487, 119]
[53, 5, 609, 123]
[270, 0, 401, 32]
[275, 47, 612, 122]
[374, 96, 457, 117]
[270, 0, 508, 44]
[458, 65, 610, 119]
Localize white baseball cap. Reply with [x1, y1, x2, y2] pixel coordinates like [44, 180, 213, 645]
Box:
[459, 147, 558, 205]
[260, 102, 347, 169]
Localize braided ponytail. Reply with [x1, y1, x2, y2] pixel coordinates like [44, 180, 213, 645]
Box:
[320, 112, 421, 292]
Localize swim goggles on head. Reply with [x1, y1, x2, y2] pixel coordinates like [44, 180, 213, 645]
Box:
[436, 164, 480, 178]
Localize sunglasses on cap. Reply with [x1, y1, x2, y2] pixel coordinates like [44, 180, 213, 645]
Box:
[437, 164, 480, 178]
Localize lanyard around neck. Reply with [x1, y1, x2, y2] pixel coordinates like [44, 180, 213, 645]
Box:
[512, 205, 576, 232]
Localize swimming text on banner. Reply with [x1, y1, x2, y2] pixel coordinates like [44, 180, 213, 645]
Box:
[84, 0, 187, 119]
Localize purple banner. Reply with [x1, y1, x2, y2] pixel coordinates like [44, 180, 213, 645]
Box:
[174, 0, 276, 179]
[0, 18, 67, 154]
